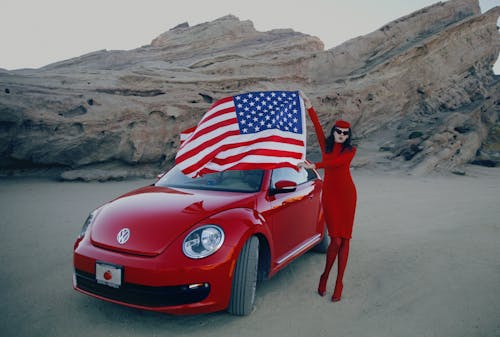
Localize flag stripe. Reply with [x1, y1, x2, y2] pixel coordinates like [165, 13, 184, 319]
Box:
[179, 102, 235, 150]
[182, 117, 239, 147]
[179, 122, 240, 154]
[175, 129, 241, 164]
[199, 104, 235, 126]
[211, 149, 303, 165]
[178, 132, 304, 170]
[178, 135, 305, 177]
[215, 139, 304, 160]
[199, 97, 234, 122]
[178, 134, 304, 175]
[180, 126, 197, 144]
[227, 162, 298, 171]
[200, 159, 301, 174]
[178, 126, 303, 167]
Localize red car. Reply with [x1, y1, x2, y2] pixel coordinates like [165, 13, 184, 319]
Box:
[73, 166, 327, 315]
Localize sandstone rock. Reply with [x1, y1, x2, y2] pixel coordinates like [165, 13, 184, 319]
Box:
[472, 123, 500, 167]
[0, 0, 498, 180]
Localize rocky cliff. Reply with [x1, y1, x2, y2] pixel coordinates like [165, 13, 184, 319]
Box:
[0, 0, 498, 180]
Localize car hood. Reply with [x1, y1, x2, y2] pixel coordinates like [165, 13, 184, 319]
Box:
[90, 185, 256, 256]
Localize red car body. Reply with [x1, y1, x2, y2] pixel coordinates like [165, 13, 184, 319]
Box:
[73, 166, 326, 315]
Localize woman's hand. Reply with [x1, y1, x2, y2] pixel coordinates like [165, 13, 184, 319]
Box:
[297, 161, 316, 169]
[299, 90, 312, 109]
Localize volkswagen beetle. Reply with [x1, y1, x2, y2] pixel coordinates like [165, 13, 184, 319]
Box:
[73, 165, 327, 315]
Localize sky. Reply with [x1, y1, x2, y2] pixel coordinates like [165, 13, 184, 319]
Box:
[1, 0, 498, 72]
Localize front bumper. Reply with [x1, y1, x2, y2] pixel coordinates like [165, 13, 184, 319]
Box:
[73, 237, 237, 315]
[74, 269, 210, 307]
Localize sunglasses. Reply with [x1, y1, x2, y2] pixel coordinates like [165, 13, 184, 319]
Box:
[334, 128, 349, 136]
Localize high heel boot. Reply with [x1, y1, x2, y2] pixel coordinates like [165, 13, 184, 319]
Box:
[317, 273, 328, 297]
[332, 281, 343, 302]
[318, 237, 341, 297]
[332, 238, 349, 302]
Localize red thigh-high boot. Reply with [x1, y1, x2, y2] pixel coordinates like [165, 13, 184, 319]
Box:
[318, 237, 342, 296]
[332, 238, 350, 302]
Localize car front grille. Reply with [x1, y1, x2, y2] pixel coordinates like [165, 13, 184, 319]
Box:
[74, 269, 210, 307]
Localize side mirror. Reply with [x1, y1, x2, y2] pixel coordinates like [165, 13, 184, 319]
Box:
[271, 180, 297, 195]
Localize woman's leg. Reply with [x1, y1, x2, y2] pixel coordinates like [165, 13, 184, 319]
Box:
[332, 238, 350, 301]
[318, 237, 342, 296]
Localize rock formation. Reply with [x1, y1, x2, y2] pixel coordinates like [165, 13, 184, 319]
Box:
[0, 0, 498, 180]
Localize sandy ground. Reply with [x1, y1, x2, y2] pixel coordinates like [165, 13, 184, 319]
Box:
[0, 166, 499, 337]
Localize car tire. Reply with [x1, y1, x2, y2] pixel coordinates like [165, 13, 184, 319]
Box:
[227, 236, 259, 316]
[313, 225, 329, 253]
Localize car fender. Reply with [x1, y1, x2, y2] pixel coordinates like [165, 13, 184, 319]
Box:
[202, 207, 271, 250]
[195, 207, 273, 301]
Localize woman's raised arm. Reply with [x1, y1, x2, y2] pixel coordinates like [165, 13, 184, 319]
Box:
[300, 91, 326, 153]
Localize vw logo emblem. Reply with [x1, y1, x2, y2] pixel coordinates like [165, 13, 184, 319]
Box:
[116, 228, 130, 245]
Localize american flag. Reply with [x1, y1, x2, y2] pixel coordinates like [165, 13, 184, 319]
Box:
[175, 90, 306, 177]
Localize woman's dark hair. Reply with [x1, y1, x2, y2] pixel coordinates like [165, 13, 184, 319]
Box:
[325, 125, 353, 153]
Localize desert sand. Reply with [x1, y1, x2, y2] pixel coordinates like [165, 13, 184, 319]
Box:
[0, 165, 499, 337]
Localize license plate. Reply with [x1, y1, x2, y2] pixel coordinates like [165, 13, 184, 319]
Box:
[96, 262, 122, 288]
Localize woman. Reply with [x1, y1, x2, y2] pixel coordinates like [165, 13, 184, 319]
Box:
[298, 91, 357, 302]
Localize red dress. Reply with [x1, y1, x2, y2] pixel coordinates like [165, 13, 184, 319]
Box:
[307, 107, 357, 239]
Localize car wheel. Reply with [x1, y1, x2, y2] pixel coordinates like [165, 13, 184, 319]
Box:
[228, 236, 259, 316]
[313, 225, 329, 253]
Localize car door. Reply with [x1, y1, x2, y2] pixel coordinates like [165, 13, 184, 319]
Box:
[264, 167, 322, 265]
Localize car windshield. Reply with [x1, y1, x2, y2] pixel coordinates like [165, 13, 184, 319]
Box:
[156, 167, 264, 193]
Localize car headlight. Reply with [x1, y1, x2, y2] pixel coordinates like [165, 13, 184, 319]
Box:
[183, 225, 225, 259]
[78, 210, 98, 239]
